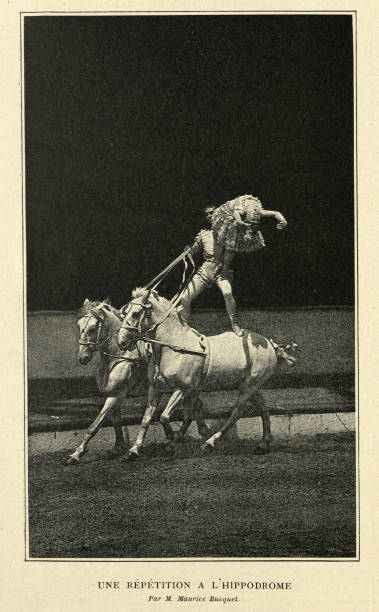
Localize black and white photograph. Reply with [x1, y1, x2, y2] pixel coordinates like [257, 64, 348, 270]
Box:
[24, 12, 356, 561]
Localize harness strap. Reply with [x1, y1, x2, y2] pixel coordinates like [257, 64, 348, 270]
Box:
[141, 335, 207, 357]
[102, 341, 151, 376]
[102, 352, 143, 362]
[103, 339, 151, 363]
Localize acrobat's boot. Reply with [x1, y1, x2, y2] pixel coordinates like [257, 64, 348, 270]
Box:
[229, 313, 243, 337]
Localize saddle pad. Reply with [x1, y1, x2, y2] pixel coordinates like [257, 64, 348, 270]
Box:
[202, 331, 251, 390]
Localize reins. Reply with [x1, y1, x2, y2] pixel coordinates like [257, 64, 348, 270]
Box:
[120, 251, 207, 357]
[144, 251, 196, 336]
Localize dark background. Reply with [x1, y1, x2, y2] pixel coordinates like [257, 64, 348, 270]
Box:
[24, 15, 354, 311]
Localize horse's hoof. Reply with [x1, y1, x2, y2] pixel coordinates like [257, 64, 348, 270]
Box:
[254, 445, 269, 455]
[65, 455, 80, 466]
[105, 446, 127, 459]
[173, 433, 185, 443]
[123, 451, 139, 462]
[163, 442, 176, 456]
[200, 442, 214, 454]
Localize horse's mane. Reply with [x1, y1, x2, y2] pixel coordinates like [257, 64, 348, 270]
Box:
[77, 299, 122, 320]
[131, 287, 171, 309]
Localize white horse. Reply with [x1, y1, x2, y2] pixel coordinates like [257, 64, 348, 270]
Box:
[69, 299, 209, 464]
[118, 288, 296, 456]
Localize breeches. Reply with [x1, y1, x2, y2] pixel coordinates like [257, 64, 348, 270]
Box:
[180, 268, 237, 320]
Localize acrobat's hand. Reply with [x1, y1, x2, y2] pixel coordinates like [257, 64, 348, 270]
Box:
[235, 219, 251, 227]
[276, 219, 287, 230]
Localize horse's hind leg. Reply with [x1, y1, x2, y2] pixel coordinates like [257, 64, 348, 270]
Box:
[164, 393, 206, 455]
[200, 384, 252, 452]
[252, 390, 271, 454]
[173, 392, 207, 441]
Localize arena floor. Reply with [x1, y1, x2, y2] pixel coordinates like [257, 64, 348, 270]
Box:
[28, 431, 356, 559]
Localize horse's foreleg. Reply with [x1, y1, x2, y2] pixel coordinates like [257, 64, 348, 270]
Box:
[159, 389, 186, 454]
[193, 395, 211, 438]
[126, 384, 161, 460]
[107, 405, 129, 457]
[159, 389, 185, 436]
[66, 396, 119, 465]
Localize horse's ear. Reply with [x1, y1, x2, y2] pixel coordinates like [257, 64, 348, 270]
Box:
[120, 304, 128, 316]
[83, 298, 90, 306]
[101, 303, 111, 311]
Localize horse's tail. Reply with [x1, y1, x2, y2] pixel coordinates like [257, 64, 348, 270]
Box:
[270, 339, 298, 368]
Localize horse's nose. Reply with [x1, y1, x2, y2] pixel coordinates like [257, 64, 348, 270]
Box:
[77, 354, 89, 365]
[118, 339, 127, 351]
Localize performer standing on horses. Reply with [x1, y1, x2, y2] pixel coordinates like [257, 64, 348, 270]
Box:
[211, 194, 287, 271]
[180, 206, 244, 336]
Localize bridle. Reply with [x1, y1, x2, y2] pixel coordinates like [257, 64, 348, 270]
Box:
[120, 291, 184, 341]
[120, 300, 152, 337]
[78, 306, 146, 363]
[78, 309, 104, 350]
[120, 251, 196, 339]
[119, 293, 207, 357]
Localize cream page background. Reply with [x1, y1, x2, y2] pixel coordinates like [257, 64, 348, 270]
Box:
[0, 2, 377, 611]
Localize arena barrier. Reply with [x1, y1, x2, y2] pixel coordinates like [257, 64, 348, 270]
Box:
[29, 390, 354, 434]
[27, 307, 355, 402]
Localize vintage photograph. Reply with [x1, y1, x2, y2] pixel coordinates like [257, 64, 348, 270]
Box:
[25, 13, 356, 559]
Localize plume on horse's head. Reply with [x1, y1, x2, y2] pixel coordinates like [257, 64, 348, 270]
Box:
[131, 287, 150, 300]
[131, 287, 161, 302]
[77, 298, 122, 321]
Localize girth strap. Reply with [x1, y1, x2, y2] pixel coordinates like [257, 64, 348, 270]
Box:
[199, 335, 210, 382]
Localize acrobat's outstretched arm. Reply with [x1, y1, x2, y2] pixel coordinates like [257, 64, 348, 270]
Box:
[260, 209, 288, 230]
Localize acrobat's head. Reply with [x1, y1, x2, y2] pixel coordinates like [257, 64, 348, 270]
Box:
[204, 206, 215, 226]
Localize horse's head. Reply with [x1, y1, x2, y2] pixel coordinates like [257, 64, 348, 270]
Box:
[118, 287, 154, 351]
[77, 298, 109, 365]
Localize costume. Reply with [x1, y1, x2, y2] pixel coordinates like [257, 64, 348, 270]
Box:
[180, 229, 234, 320]
[189, 229, 233, 286]
[212, 194, 266, 253]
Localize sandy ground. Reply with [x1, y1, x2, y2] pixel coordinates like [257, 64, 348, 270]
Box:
[28, 432, 356, 559]
[28, 412, 355, 456]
